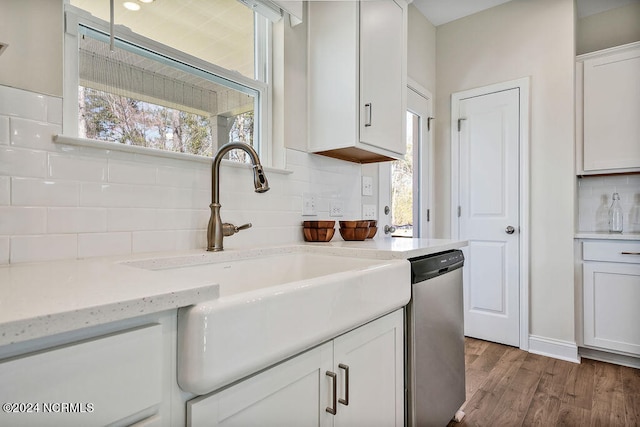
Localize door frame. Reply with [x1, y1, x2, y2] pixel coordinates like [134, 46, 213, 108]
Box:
[378, 78, 433, 238]
[450, 77, 530, 350]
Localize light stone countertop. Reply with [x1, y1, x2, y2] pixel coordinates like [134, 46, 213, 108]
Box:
[0, 238, 467, 347]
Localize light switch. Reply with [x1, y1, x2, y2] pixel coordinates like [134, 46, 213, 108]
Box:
[362, 176, 373, 196]
[302, 192, 317, 216]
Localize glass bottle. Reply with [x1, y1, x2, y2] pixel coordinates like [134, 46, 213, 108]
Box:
[608, 192, 623, 233]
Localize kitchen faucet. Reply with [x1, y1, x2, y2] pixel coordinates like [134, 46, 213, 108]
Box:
[207, 142, 269, 251]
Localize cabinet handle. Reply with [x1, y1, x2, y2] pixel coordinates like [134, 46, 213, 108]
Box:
[365, 103, 372, 127]
[338, 363, 350, 406]
[326, 371, 337, 415]
[621, 251, 640, 255]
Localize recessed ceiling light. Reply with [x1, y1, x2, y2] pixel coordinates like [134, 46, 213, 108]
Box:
[138, 0, 155, 3]
[123, 1, 141, 11]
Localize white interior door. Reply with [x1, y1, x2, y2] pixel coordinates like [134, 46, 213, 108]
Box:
[454, 87, 521, 347]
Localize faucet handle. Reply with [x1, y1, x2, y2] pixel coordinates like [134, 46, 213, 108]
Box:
[236, 223, 252, 231]
[222, 222, 252, 237]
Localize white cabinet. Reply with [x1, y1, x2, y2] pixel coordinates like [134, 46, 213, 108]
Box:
[308, 0, 406, 163]
[582, 240, 640, 356]
[576, 42, 640, 174]
[0, 324, 164, 427]
[188, 309, 404, 427]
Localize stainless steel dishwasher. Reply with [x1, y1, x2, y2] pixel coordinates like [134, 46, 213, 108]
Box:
[406, 249, 466, 427]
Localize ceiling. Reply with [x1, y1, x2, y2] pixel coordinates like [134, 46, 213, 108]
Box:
[413, 0, 640, 26]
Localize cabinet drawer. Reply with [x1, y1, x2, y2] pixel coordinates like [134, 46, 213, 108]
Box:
[583, 241, 640, 263]
[0, 324, 162, 426]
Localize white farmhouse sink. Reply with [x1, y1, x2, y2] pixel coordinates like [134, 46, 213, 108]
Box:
[164, 251, 410, 395]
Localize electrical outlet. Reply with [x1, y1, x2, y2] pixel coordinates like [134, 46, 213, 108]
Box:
[302, 192, 317, 216]
[329, 200, 344, 217]
[362, 204, 376, 220]
[362, 176, 373, 196]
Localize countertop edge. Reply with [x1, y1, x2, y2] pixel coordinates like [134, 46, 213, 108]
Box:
[0, 284, 219, 347]
[575, 233, 640, 241]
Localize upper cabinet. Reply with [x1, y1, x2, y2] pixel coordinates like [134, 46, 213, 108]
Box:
[576, 42, 640, 174]
[308, 0, 407, 163]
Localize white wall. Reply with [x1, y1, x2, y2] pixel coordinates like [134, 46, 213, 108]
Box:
[435, 0, 576, 343]
[0, 84, 361, 265]
[577, 2, 640, 55]
[407, 4, 437, 94]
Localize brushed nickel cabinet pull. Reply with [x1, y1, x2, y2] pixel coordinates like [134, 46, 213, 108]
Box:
[326, 371, 337, 415]
[339, 363, 350, 406]
[365, 103, 372, 127]
[621, 251, 640, 255]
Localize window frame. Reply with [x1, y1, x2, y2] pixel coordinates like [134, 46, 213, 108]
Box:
[62, 4, 273, 166]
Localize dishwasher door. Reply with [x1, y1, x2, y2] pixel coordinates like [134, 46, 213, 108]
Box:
[406, 251, 465, 427]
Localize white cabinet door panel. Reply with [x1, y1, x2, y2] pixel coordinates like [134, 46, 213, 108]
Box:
[333, 309, 404, 427]
[0, 325, 163, 427]
[188, 342, 333, 427]
[583, 45, 640, 171]
[583, 262, 640, 355]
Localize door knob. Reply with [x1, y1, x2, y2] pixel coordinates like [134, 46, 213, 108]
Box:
[384, 225, 396, 234]
[505, 225, 515, 234]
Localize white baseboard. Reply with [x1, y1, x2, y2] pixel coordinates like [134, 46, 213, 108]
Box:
[579, 347, 640, 369]
[528, 335, 580, 363]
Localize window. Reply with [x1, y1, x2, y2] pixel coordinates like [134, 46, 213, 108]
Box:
[390, 111, 417, 237]
[65, 0, 271, 163]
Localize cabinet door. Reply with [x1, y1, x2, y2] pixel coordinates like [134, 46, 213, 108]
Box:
[583, 46, 640, 171]
[359, 0, 405, 155]
[583, 262, 640, 355]
[333, 309, 404, 427]
[188, 342, 334, 427]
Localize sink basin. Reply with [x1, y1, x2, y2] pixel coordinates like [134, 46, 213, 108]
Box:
[168, 251, 410, 395]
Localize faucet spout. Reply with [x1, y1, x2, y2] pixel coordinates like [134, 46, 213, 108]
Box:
[207, 142, 270, 251]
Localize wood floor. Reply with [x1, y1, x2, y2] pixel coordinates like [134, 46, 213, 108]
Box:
[446, 338, 640, 427]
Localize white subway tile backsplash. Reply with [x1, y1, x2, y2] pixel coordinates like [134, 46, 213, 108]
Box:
[156, 165, 198, 188]
[10, 118, 61, 151]
[48, 153, 107, 182]
[107, 208, 157, 231]
[0, 147, 47, 178]
[48, 208, 107, 233]
[0, 117, 9, 145]
[0, 176, 9, 205]
[11, 178, 79, 207]
[155, 209, 207, 230]
[577, 175, 640, 232]
[1, 86, 363, 263]
[78, 232, 131, 258]
[174, 229, 206, 251]
[0, 207, 47, 234]
[0, 236, 8, 265]
[0, 86, 48, 122]
[80, 183, 164, 208]
[47, 97, 63, 125]
[108, 160, 156, 185]
[10, 234, 77, 263]
[132, 230, 179, 253]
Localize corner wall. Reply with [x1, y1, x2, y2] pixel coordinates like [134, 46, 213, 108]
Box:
[435, 0, 576, 343]
[577, 2, 640, 55]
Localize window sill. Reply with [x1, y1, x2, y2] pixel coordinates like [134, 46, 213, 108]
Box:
[53, 135, 293, 175]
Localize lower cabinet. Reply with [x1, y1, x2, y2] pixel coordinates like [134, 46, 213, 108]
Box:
[582, 240, 640, 356]
[187, 309, 404, 427]
[0, 324, 164, 427]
